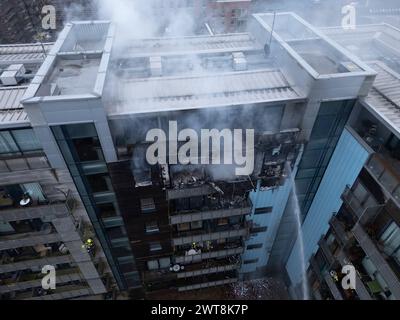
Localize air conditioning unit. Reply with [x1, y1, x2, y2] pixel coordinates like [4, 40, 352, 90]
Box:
[0, 64, 26, 86]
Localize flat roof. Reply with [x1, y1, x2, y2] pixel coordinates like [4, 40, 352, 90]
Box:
[254, 12, 375, 78]
[0, 43, 53, 66]
[105, 68, 304, 116]
[321, 24, 400, 136]
[0, 86, 30, 127]
[45, 57, 101, 95]
[120, 33, 262, 58]
[0, 43, 51, 127]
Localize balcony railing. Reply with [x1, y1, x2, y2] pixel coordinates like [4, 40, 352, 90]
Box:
[175, 242, 244, 264]
[169, 200, 252, 225]
[352, 222, 400, 299]
[0, 152, 50, 173]
[172, 225, 248, 246]
[341, 187, 384, 224]
[329, 215, 353, 247]
[365, 153, 400, 206]
[177, 270, 238, 292]
[318, 238, 335, 267]
[166, 184, 215, 200]
[333, 250, 372, 300]
[0, 267, 82, 294]
[322, 272, 343, 300]
[0, 251, 73, 274]
[177, 256, 240, 279]
[0, 190, 75, 222]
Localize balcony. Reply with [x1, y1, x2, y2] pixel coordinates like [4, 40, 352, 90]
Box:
[174, 241, 244, 264]
[0, 152, 50, 173]
[329, 215, 353, 247]
[177, 257, 240, 279]
[170, 199, 252, 225]
[23, 284, 91, 300]
[0, 246, 73, 274]
[178, 277, 238, 292]
[0, 231, 61, 251]
[0, 267, 82, 294]
[322, 272, 343, 300]
[0, 190, 75, 223]
[341, 187, 384, 224]
[172, 224, 248, 246]
[352, 222, 400, 298]
[333, 250, 372, 300]
[365, 153, 400, 206]
[318, 238, 335, 266]
[166, 184, 215, 200]
[176, 271, 238, 292]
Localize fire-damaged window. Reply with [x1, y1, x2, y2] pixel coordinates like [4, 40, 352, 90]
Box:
[177, 221, 203, 231]
[145, 221, 159, 233]
[254, 206, 273, 215]
[140, 197, 156, 213]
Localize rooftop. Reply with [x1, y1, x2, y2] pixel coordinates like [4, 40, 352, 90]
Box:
[120, 33, 262, 58]
[321, 24, 400, 137]
[255, 12, 373, 78]
[105, 68, 302, 116]
[0, 43, 53, 66]
[0, 43, 52, 127]
[22, 21, 113, 102]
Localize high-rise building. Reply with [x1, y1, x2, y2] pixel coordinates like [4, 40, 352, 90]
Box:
[2, 11, 399, 300]
[285, 23, 400, 300]
[0, 42, 119, 299]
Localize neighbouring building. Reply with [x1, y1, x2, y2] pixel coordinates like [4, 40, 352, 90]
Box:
[285, 23, 400, 300]
[0, 42, 119, 299]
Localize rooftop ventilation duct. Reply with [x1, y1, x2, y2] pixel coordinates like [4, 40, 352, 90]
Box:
[232, 52, 247, 71]
[0, 64, 25, 86]
[149, 56, 162, 77]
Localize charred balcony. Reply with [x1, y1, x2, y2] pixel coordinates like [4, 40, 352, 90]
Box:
[174, 239, 244, 264]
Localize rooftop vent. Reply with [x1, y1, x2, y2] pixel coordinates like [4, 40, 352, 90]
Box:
[149, 56, 162, 77]
[232, 52, 247, 71]
[0, 64, 26, 86]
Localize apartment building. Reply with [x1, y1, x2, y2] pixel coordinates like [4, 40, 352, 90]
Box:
[2, 11, 375, 299]
[285, 23, 400, 299]
[0, 43, 117, 299]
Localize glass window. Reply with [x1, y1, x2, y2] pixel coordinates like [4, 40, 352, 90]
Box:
[65, 123, 97, 139]
[73, 137, 103, 162]
[0, 131, 19, 154]
[12, 129, 41, 152]
[159, 257, 171, 268]
[243, 258, 258, 264]
[86, 173, 112, 193]
[97, 203, 119, 219]
[140, 198, 156, 213]
[145, 221, 159, 233]
[149, 242, 162, 252]
[250, 226, 267, 234]
[247, 243, 263, 250]
[147, 260, 159, 270]
[254, 207, 273, 215]
[380, 221, 400, 266]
